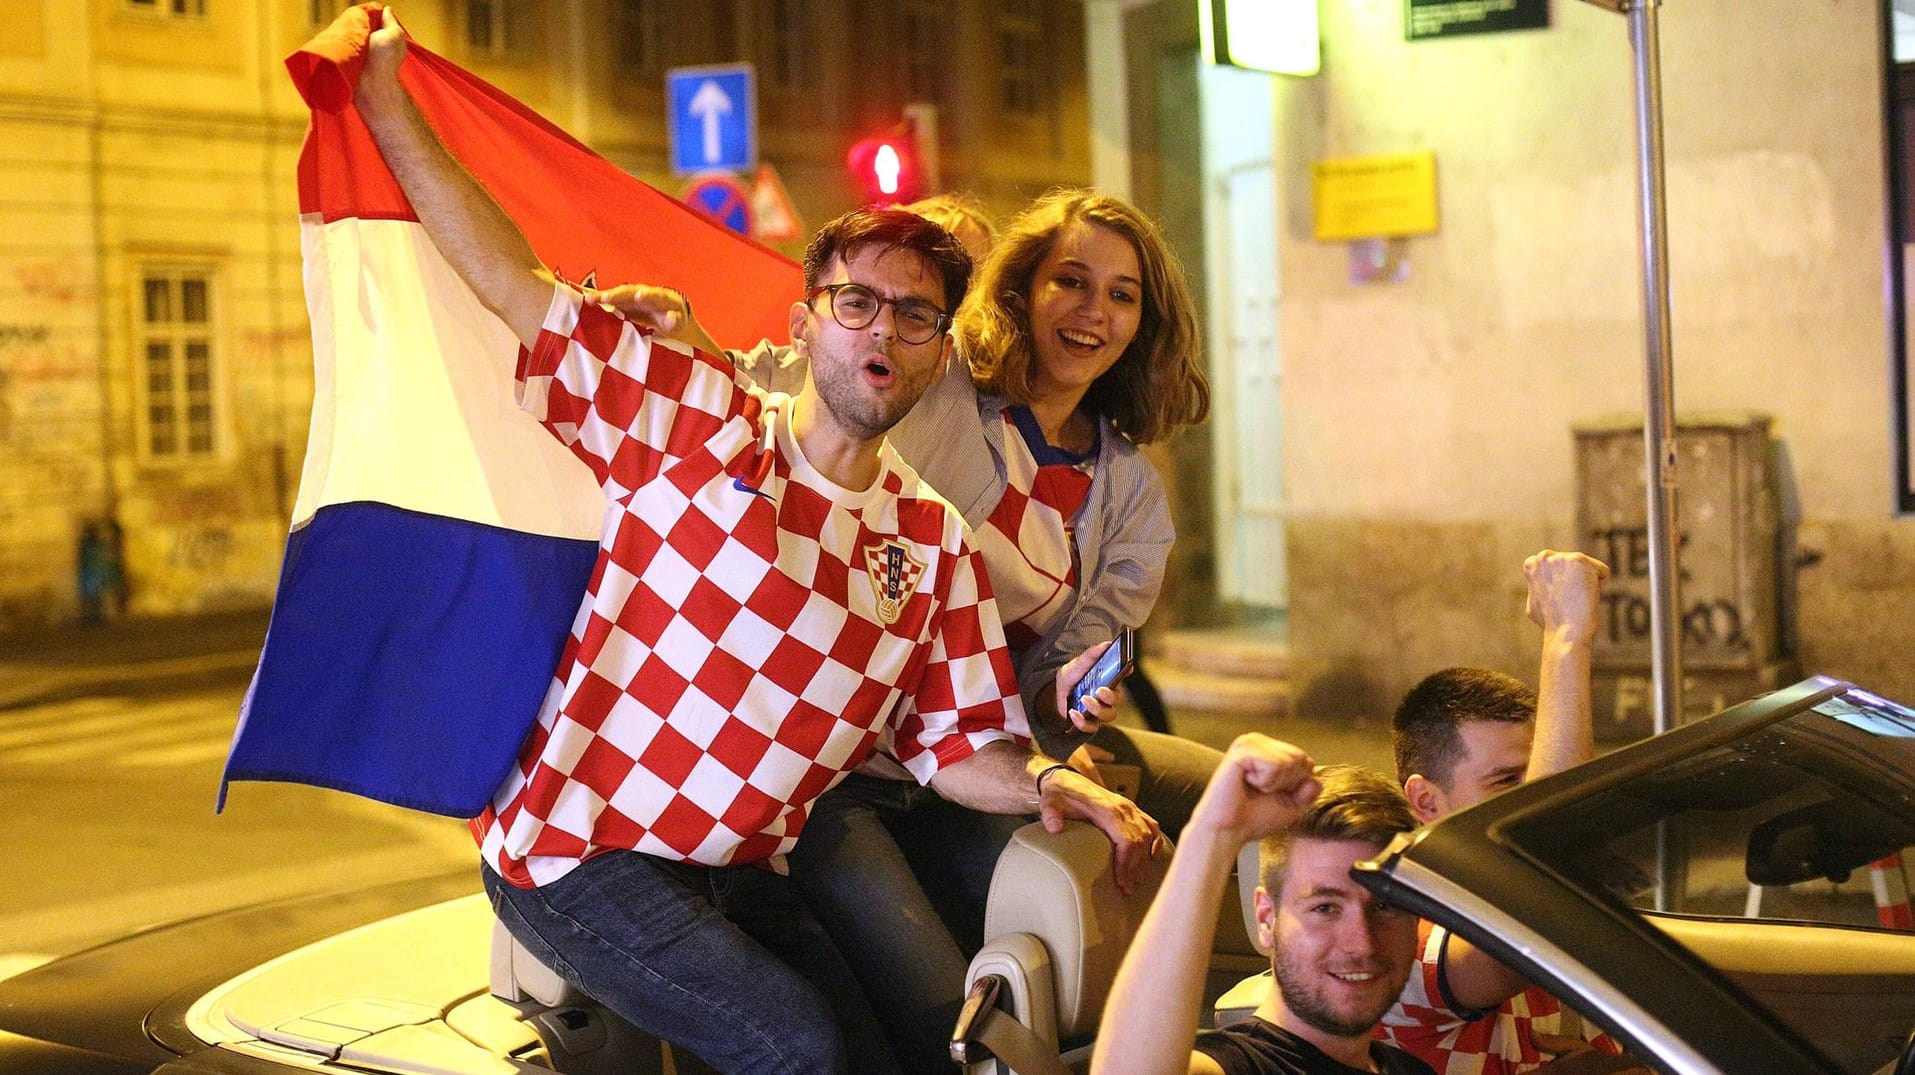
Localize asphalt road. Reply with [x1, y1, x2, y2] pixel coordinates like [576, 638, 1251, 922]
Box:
[0, 679, 475, 978]
[5, 645, 1890, 997]
[0, 617, 1394, 983]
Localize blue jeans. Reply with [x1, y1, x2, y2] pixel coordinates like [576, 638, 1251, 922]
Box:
[483, 851, 898, 1075]
[788, 727, 1223, 1071]
[789, 773, 1023, 1072]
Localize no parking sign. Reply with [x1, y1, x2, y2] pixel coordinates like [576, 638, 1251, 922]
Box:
[681, 174, 753, 236]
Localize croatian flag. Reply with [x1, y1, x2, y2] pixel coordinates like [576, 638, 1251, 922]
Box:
[220, 4, 801, 816]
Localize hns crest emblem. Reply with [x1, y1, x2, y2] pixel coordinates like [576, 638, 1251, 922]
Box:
[864, 540, 926, 625]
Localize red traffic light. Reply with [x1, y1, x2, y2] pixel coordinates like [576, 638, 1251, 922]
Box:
[847, 135, 920, 205]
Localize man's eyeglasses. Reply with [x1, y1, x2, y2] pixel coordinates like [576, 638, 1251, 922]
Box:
[806, 283, 952, 345]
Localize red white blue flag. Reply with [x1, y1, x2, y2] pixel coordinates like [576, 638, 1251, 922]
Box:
[220, 4, 801, 816]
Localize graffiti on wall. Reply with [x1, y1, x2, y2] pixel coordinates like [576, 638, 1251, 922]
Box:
[168, 526, 233, 572]
[1577, 421, 1777, 671]
[12, 262, 87, 309]
[0, 260, 96, 451]
[0, 324, 50, 349]
[148, 487, 245, 526]
[1584, 526, 1752, 651]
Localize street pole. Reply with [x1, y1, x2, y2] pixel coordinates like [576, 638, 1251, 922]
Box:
[902, 102, 942, 194]
[1581, 0, 1683, 739]
[1580, 0, 1686, 914]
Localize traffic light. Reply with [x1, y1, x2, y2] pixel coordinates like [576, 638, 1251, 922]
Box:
[847, 105, 941, 206]
[846, 133, 921, 205]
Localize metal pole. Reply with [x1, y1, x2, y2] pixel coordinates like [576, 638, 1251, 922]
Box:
[902, 103, 943, 193]
[1584, 0, 1683, 737]
[1627, 0, 1683, 738]
[1583, 0, 1686, 913]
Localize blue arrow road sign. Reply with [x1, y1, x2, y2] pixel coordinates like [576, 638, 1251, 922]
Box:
[667, 64, 756, 176]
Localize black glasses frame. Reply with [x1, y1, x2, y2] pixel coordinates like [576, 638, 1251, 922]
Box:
[805, 283, 952, 345]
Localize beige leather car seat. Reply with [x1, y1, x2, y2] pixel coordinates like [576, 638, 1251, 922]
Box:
[489, 921, 693, 1074]
[952, 821, 1163, 1074]
[1213, 840, 1275, 1027]
[953, 821, 1265, 1074]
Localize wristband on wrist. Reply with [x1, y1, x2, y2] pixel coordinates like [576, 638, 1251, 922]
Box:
[1033, 762, 1073, 801]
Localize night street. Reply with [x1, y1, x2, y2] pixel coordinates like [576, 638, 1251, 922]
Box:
[0, 0, 1909, 1071]
[0, 679, 474, 978]
[0, 621, 1383, 988]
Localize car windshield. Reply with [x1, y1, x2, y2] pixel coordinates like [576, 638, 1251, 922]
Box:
[1506, 686, 1915, 927]
[1492, 682, 1915, 1072]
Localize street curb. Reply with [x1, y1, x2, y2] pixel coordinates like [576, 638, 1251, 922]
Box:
[0, 656, 258, 714]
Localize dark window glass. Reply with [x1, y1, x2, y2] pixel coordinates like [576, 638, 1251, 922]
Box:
[144, 279, 171, 324]
[768, 0, 804, 88]
[615, 0, 659, 74]
[181, 279, 208, 323]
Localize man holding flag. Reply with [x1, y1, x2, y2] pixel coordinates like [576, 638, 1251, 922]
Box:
[349, 10, 1159, 1072]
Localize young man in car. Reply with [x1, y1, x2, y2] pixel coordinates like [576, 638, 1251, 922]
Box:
[351, 12, 1160, 1073]
[1382, 550, 1639, 1075]
[1096, 737, 1436, 1075]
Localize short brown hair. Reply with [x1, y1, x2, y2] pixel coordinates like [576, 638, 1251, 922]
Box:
[1259, 765, 1416, 897]
[1392, 668, 1538, 786]
[955, 189, 1208, 445]
[802, 207, 973, 314]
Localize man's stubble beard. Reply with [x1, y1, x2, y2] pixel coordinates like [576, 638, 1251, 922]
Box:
[1270, 942, 1408, 1041]
[808, 344, 924, 443]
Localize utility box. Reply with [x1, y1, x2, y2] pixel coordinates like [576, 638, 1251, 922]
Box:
[1574, 413, 1798, 740]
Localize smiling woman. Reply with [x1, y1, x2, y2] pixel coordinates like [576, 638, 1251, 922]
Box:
[961, 190, 1209, 451]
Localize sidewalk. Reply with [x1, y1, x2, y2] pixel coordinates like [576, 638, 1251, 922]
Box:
[0, 608, 270, 711]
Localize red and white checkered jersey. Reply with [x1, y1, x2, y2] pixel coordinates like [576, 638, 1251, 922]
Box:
[974, 407, 1095, 653]
[1378, 920, 1623, 1075]
[475, 284, 1029, 887]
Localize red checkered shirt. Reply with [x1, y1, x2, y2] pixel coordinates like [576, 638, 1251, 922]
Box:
[475, 285, 1029, 887]
[1378, 920, 1623, 1075]
[975, 407, 1096, 654]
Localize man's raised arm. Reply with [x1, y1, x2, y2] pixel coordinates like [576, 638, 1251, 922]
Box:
[1093, 735, 1319, 1075]
[1524, 550, 1609, 781]
[353, 9, 552, 349]
[1442, 549, 1611, 1014]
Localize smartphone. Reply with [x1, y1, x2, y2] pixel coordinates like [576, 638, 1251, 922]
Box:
[1067, 627, 1135, 717]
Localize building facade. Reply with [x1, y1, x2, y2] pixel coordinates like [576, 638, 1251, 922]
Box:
[1092, 0, 1915, 714]
[0, 0, 1092, 628]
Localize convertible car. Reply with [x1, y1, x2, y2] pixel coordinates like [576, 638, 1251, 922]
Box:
[2, 676, 1911, 1074]
[1354, 676, 1915, 1075]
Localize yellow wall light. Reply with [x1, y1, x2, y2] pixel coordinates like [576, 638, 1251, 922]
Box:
[1200, 0, 1320, 77]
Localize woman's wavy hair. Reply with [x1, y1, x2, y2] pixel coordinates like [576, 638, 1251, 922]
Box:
[956, 189, 1208, 445]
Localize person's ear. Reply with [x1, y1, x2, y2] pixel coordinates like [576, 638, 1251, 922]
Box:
[1404, 774, 1446, 824]
[1253, 885, 1277, 951]
[788, 300, 810, 351]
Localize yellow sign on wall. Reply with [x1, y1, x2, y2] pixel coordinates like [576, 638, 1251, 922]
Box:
[1311, 152, 1439, 241]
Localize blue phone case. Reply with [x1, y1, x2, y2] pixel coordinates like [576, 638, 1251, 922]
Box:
[1068, 631, 1133, 714]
